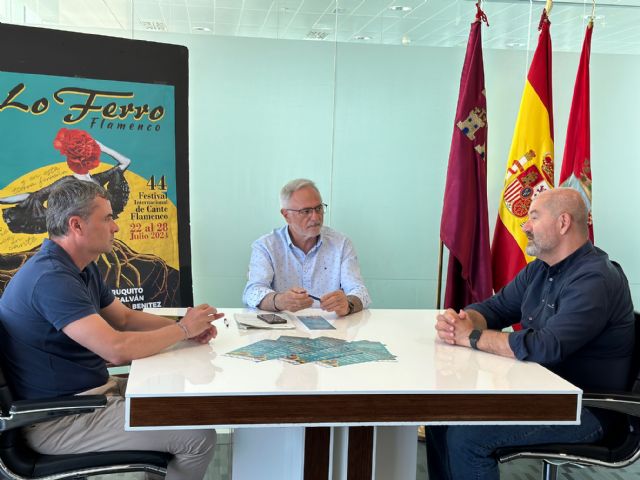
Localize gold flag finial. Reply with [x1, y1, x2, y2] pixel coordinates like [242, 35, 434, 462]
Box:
[589, 0, 596, 27]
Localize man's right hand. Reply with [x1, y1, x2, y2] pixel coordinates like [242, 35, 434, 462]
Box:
[180, 304, 225, 339]
[435, 308, 468, 345]
[275, 288, 313, 312]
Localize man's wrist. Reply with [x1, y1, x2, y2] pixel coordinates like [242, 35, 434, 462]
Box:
[273, 293, 282, 311]
[346, 295, 362, 315]
[347, 299, 355, 315]
[176, 321, 190, 339]
[469, 329, 482, 350]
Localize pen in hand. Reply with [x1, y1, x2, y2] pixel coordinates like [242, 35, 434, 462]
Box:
[308, 294, 321, 301]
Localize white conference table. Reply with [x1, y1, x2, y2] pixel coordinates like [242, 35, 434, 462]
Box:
[125, 308, 581, 480]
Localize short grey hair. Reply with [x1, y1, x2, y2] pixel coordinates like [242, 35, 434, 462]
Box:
[279, 178, 321, 208]
[46, 178, 110, 237]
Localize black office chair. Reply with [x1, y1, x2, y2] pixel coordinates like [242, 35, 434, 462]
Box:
[496, 311, 640, 480]
[0, 327, 170, 479]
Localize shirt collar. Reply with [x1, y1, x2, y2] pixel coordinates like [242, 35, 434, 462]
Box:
[41, 238, 83, 274]
[546, 240, 594, 275]
[283, 226, 323, 252]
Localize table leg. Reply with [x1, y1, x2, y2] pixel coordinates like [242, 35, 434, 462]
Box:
[304, 427, 331, 480]
[347, 426, 374, 480]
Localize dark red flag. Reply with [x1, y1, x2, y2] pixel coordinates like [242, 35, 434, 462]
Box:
[559, 22, 594, 242]
[440, 6, 492, 310]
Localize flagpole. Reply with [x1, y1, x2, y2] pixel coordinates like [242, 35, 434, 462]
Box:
[436, 241, 443, 309]
[546, 0, 553, 15]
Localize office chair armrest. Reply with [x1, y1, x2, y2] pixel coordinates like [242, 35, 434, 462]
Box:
[583, 391, 640, 418]
[1, 394, 107, 430]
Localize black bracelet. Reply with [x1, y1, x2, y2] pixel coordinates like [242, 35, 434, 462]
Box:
[273, 293, 281, 312]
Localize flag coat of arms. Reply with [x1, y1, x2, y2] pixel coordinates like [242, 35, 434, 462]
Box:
[491, 10, 554, 292]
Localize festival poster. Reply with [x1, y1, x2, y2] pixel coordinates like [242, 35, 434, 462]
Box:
[0, 71, 181, 309]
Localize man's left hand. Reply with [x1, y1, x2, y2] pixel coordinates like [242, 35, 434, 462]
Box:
[320, 290, 350, 316]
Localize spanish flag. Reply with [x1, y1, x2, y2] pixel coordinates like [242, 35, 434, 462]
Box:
[491, 9, 554, 292]
[559, 22, 593, 242]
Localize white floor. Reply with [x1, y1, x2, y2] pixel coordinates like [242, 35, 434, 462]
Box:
[88, 433, 640, 480]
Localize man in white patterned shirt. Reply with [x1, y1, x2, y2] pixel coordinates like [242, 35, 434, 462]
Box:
[242, 179, 370, 316]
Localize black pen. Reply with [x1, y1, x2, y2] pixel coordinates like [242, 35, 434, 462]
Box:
[308, 294, 321, 301]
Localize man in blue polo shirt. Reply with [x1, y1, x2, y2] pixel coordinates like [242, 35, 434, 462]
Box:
[426, 187, 635, 480]
[0, 179, 223, 480]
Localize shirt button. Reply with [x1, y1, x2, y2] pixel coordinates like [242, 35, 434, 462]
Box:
[549, 278, 554, 282]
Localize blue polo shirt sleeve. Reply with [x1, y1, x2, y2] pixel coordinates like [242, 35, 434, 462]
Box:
[507, 271, 610, 365]
[32, 267, 112, 331]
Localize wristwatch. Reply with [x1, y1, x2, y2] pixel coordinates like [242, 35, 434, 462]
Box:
[469, 329, 482, 350]
[347, 299, 356, 315]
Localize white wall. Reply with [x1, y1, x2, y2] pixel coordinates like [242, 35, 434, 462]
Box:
[129, 30, 640, 309]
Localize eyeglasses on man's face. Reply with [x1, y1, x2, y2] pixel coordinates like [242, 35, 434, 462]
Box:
[285, 203, 327, 217]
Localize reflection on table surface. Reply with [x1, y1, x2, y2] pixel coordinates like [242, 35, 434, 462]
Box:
[126, 308, 579, 398]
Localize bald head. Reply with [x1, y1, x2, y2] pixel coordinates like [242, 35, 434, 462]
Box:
[523, 188, 590, 265]
[534, 188, 589, 237]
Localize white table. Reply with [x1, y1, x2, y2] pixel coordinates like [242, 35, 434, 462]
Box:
[125, 309, 581, 480]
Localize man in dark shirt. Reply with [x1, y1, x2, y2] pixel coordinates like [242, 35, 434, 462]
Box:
[427, 187, 635, 480]
[0, 179, 224, 480]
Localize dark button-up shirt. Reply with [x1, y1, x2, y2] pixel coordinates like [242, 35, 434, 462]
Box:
[468, 241, 634, 392]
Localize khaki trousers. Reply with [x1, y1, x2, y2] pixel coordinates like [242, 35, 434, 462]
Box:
[23, 377, 216, 480]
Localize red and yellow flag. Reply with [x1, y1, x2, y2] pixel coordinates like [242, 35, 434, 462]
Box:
[559, 22, 593, 242]
[491, 9, 554, 292]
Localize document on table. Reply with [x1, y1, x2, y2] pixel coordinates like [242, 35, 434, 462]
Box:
[297, 315, 336, 330]
[226, 339, 308, 362]
[319, 340, 397, 367]
[225, 335, 397, 367]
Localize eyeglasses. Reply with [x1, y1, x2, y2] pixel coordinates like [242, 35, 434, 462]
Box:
[285, 203, 327, 217]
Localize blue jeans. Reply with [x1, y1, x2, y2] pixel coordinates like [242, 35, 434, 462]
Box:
[426, 407, 604, 480]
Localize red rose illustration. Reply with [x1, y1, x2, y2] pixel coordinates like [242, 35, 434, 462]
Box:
[53, 128, 101, 174]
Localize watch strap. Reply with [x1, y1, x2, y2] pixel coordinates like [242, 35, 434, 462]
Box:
[347, 299, 356, 315]
[469, 329, 482, 350]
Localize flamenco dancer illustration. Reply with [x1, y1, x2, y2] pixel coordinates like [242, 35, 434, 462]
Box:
[0, 129, 179, 307]
[0, 128, 130, 234]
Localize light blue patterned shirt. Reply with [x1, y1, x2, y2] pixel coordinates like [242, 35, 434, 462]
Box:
[242, 226, 371, 309]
